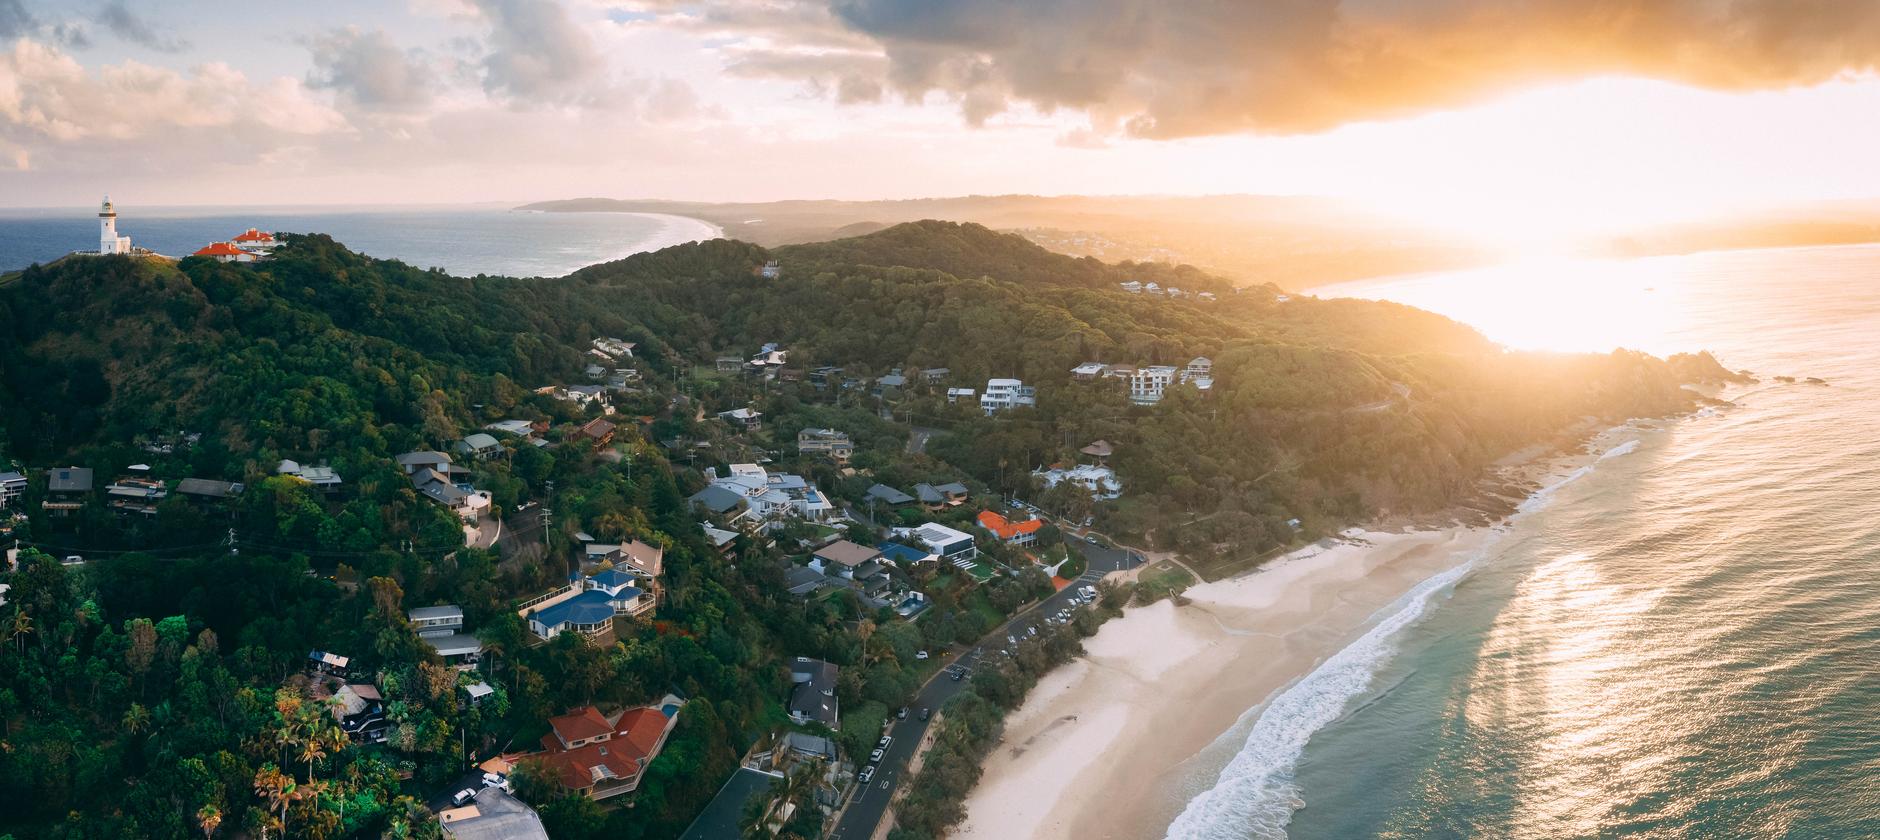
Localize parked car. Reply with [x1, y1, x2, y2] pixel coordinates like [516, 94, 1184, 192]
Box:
[915, 650, 929, 660]
[481, 772, 507, 789]
[452, 788, 477, 806]
[1027, 626, 1038, 638]
[919, 707, 932, 721]
[897, 707, 908, 719]
[858, 766, 875, 783]
[1007, 634, 1017, 645]
[878, 735, 893, 750]
[870, 749, 884, 763]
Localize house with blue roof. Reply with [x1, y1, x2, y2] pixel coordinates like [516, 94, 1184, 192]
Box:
[526, 570, 657, 641]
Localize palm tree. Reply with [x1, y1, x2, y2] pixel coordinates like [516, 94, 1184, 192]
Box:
[298, 735, 328, 784]
[9, 608, 30, 654]
[196, 804, 222, 839]
[253, 764, 293, 838]
[121, 702, 152, 735]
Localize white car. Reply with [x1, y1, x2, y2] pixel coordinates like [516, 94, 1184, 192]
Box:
[916, 650, 929, 660]
[452, 788, 477, 806]
[878, 735, 893, 750]
[858, 766, 876, 783]
[870, 748, 885, 763]
[481, 772, 509, 790]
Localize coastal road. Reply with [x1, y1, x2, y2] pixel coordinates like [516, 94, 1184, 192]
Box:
[827, 538, 1137, 840]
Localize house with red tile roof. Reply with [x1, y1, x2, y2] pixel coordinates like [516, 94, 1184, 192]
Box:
[191, 241, 261, 263]
[977, 510, 1044, 546]
[528, 699, 683, 801]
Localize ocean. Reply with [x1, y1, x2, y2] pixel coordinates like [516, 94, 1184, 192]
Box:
[1167, 245, 1880, 838]
[0, 205, 722, 277]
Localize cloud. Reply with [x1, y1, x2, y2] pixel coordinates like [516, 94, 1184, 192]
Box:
[0, 39, 347, 144]
[306, 27, 436, 112]
[686, 0, 1880, 138]
[93, 0, 189, 53]
[471, 0, 603, 103]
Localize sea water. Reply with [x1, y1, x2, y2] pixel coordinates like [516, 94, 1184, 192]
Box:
[0, 204, 721, 277]
[1166, 245, 1880, 838]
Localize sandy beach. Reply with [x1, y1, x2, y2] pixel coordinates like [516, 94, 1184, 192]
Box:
[951, 447, 1616, 840]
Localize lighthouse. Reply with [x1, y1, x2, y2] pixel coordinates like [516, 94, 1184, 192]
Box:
[98, 196, 132, 255]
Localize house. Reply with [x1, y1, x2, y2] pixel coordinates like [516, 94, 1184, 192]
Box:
[587, 568, 656, 618]
[978, 510, 1044, 546]
[914, 483, 945, 508]
[396, 451, 456, 476]
[875, 370, 908, 395]
[587, 538, 664, 584]
[331, 683, 389, 743]
[408, 605, 465, 637]
[584, 363, 608, 381]
[692, 465, 831, 526]
[277, 460, 343, 490]
[866, 484, 915, 507]
[688, 485, 749, 524]
[591, 337, 636, 360]
[1070, 362, 1110, 381]
[559, 384, 609, 408]
[427, 632, 485, 670]
[1080, 440, 1115, 462]
[578, 418, 617, 450]
[525, 570, 655, 641]
[701, 523, 738, 556]
[175, 477, 244, 503]
[759, 260, 782, 279]
[531, 702, 682, 801]
[783, 565, 826, 597]
[1129, 365, 1181, 405]
[408, 462, 492, 523]
[980, 379, 1037, 415]
[1183, 356, 1214, 392]
[788, 658, 839, 728]
[1199, 291, 1218, 301]
[526, 590, 615, 640]
[231, 228, 279, 253]
[1036, 464, 1123, 500]
[191, 241, 262, 263]
[455, 433, 504, 461]
[783, 731, 840, 763]
[946, 387, 976, 404]
[43, 467, 93, 515]
[715, 356, 744, 373]
[439, 787, 550, 840]
[797, 428, 853, 463]
[921, 367, 950, 383]
[810, 540, 883, 578]
[903, 522, 977, 564]
[0, 471, 25, 507]
[718, 408, 762, 431]
[307, 649, 352, 678]
[1120, 280, 1143, 293]
[484, 419, 537, 439]
[916, 482, 969, 509]
[94, 475, 167, 517]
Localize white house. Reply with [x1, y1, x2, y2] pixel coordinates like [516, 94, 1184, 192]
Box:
[946, 387, 976, 404]
[1129, 366, 1181, 405]
[980, 379, 1037, 415]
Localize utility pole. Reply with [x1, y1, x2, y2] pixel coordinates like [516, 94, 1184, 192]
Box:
[227, 527, 238, 557]
[543, 479, 560, 579]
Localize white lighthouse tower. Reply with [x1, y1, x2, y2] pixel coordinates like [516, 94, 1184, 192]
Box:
[98, 196, 132, 255]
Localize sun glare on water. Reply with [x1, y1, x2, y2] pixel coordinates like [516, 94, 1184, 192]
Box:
[1321, 255, 1692, 355]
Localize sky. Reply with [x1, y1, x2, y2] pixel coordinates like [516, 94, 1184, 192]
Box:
[5, 0, 1880, 238]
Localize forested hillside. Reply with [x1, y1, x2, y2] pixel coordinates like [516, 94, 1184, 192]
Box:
[0, 220, 1711, 838]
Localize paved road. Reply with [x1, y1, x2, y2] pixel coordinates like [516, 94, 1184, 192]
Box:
[827, 538, 1139, 840]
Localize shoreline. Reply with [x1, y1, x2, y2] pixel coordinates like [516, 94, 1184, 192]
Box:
[951, 434, 1632, 840]
[599, 212, 724, 264]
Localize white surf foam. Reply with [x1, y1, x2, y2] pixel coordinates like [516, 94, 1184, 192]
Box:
[1161, 557, 1479, 840]
[1164, 435, 1647, 839]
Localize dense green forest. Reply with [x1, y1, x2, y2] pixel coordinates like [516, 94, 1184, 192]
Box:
[0, 221, 1717, 838]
